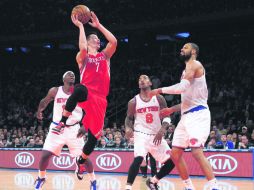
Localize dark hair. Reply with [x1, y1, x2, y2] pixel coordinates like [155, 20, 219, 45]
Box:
[189, 43, 199, 57]
[86, 31, 98, 40]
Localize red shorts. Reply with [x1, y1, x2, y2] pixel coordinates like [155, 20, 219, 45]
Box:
[78, 91, 107, 139]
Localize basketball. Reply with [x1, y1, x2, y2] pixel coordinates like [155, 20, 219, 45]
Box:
[71, 5, 91, 24]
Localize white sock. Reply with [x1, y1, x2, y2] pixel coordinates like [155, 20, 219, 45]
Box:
[125, 184, 132, 190]
[151, 176, 159, 184]
[38, 170, 46, 179]
[88, 171, 96, 182]
[182, 178, 195, 189]
[208, 178, 218, 189]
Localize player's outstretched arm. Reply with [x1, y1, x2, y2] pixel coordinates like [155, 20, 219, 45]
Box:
[88, 11, 117, 59]
[37, 87, 58, 120]
[149, 63, 203, 97]
[124, 98, 136, 139]
[72, 15, 88, 68]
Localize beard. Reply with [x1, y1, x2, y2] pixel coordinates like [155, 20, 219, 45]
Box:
[179, 53, 192, 62]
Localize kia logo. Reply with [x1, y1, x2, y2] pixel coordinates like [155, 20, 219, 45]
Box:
[207, 154, 238, 174]
[14, 173, 34, 187]
[52, 174, 75, 189]
[159, 179, 175, 190]
[53, 152, 75, 169]
[96, 153, 121, 171]
[203, 181, 238, 190]
[15, 152, 34, 167]
[97, 176, 121, 190]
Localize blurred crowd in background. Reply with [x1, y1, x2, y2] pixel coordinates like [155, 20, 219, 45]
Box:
[0, 35, 254, 150]
[0, 0, 254, 150]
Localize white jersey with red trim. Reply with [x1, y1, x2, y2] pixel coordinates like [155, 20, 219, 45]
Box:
[53, 86, 83, 126]
[134, 95, 161, 135]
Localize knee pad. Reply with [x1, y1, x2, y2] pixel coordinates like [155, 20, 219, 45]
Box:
[73, 84, 88, 102]
[65, 84, 88, 112]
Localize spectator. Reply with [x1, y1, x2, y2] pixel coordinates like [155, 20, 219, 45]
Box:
[106, 133, 115, 148]
[98, 138, 107, 148]
[114, 137, 125, 148]
[126, 137, 134, 149]
[216, 134, 234, 149]
[206, 137, 217, 149]
[238, 135, 250, 149]
[27, 138, 35, 148]
[249, 132, 254, 147]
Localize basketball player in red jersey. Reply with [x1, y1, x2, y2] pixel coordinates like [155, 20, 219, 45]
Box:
[56, 11, 117, 189]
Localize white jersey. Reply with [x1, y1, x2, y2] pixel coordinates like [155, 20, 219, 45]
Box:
[181, 70, 209, 114]
[134, 95, 161, 135]
[53, 86, 83, 126]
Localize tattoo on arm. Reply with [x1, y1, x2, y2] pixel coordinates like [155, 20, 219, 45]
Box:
[157, 95, 167, 109]
[125, 115, 134, 130]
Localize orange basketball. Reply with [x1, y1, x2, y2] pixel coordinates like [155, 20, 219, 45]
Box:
[71, 5, 91, 24]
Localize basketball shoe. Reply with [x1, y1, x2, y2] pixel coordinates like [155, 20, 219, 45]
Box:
[34, 177, 46, 190]
[146, 177, 159, 190]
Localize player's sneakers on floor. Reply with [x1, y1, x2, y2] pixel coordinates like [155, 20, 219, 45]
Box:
[75, 157, 86, 180]
[52, 122, 65, 135]
[146, 178, 159, 190]
[34, 177, 46, 190]
[90, 180, 97, 190]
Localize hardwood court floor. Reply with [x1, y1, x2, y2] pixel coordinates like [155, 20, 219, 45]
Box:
[0, 169, 253, 190]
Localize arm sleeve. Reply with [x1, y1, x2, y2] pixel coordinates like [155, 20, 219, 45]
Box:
[161, 79, 190, 94]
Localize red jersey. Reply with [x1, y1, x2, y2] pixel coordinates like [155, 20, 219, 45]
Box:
[80, 52, 110, 97]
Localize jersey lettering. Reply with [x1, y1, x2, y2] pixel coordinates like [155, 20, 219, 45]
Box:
[57, 98, 68, 103]
[145, 113, 154, 123]
[136, 106, 159, 113]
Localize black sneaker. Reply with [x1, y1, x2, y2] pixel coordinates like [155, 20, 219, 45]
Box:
[146, 177, 159, 190]
[75, 157, 86, 180]
[142, 174, 147, 178]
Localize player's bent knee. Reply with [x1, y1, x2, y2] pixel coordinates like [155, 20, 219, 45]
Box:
[73, 84, 88, 102]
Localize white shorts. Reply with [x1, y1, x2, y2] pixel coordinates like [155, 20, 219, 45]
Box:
[134, 131, 171, 164]
[43, 123, 84, 157]
[172, 109, 211, 148]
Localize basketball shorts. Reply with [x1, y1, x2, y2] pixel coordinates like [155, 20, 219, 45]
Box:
[172, 109, 211, 148]
[43, 122, 84, 157]
[78, 91, 107, 139]
[134, 131, 171, 164]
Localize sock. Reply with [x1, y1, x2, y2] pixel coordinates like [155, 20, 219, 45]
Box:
[125, 184, 132, 190]
[151, 176, 159, 184]
[183, 178, 195, 189]
[60, 116, 68, 124]
[140, 166, 147, 176]
[156, 159, 174, 179]
[78, 156, 86, 164]
[38, 170, 46, 179]
[208, 178, 218, 189]
[78, 153, 89, 164]
[88, 171, 96, 182]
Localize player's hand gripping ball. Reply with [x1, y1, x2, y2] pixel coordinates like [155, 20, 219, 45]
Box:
[71, 5, 91, 24]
